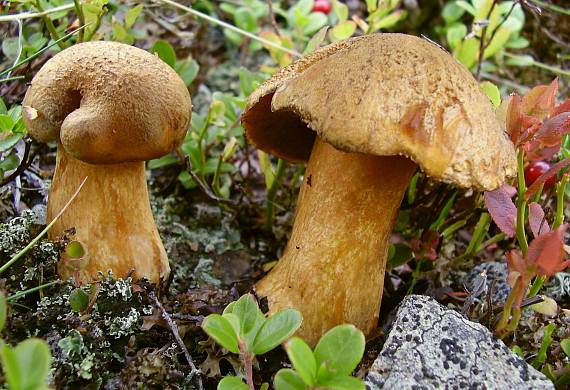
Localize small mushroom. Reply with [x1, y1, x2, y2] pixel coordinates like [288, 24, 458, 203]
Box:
[242, 33, 516, 345]
[23, 41, 191, 284]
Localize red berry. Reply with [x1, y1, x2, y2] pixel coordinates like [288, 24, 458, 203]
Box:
[524, 161, 556, 188]
[312, 0, 332, 14]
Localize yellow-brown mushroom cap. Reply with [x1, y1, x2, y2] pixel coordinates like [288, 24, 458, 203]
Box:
[23, 41, 191, 164]
[242, 33, 516, 191]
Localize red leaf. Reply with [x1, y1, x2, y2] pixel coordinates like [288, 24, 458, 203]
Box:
[530, 112, 570, 148]
[484, 186, 517, 237]
[527, 224, 569, 277]
[506, 94, 523, 143]
[525, 157, 570, 200]
[528, 202, 550, 238]
[522, 79, 559, 120]
[526, 144, 560, 162]
[506, 249, 527, 283]
[551, 99, 570, 117]
[503, 184, 517, 198]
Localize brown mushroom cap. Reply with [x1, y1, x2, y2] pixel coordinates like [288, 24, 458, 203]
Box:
[23, 41, 191, 164]
[243, 33, 516, 191]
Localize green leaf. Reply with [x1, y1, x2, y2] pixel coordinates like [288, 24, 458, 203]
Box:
[175, 58, 199, 86]
[484, 27, 510, 58]
[455, 37, 479, 69]
[234, 8, 257, 32]
[532, 323, 556, 369]
[274, 369, 308, 390]
[239, 68, 262, 97]
[387, 243, 413, 268]
[303, 12, 328, 35]
[218, 376, 249, 390]
[373, 10, 406, 31]
[69, 288, 90, 312]
[442, 2, 466, 24]
[318, 376, 365, 390]
[0, 291, 6, 332]
[1, 345, 21, 390]
[0, 115, 14, 132]
[223, 301, 236, 315]
[148, 155, 178, 170]
[125, 4, 144, 29]
[252, 309, 302, 355]
[285, 338, 316, 386]
[150, 40, 176, 68]
[333, 0, 349, 21]
[456, 0, 476, 15]
[0, 155, 19, 173]
[446, 23, 467, 50]
[505, 54, 534, 67]
[329, 21, 357, 42]
[506, 36, 529, 49]
[222, 312, 241, 337]
[202, 314, 240, 354]
[0, 98, 7, 115]
[314, 324, 365, 377]
[366, 0, 377, 12]
[1, 338, 51, 390]
[1, 37, 20, 60]
[292, 0, 313, 16]
[511, 345, 524, 357]
[561, 338, 570, 358]
[232, 294, 263, 336]
[111, 21, 132, 44]
[303, 26, 329, 55]
[480, 81, 501, 107]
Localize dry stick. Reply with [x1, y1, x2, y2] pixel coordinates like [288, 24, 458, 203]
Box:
[266, 0, 281, 36]
[475, 0, 499, 80]
[483, 0, 519, 54]
[149, 291, 203, 390]
[0, 3, 74, 22]
[184, 157, 238, 206]
[0, 176, 88, 273]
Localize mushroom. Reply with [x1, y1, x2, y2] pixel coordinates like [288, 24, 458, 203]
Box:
[242, 33, 516, 345]
[22, 41, 191, 284]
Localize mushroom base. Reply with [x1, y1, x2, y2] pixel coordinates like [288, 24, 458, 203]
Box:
[255, 138, 416, 345]
[47, 147, 170, 284]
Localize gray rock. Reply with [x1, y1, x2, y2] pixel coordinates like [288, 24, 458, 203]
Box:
[365, 295, 554, 390]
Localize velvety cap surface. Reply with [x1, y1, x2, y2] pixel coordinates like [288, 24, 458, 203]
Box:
[243, 33, 516, 191]
[23, 41, 191, 164]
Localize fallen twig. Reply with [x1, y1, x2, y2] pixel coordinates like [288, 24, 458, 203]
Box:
[149, 291, 203, 390]
[183, 156, 238, 206]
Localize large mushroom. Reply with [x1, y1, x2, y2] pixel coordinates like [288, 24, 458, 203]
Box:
[23, 41, 191, 284]
[242, 33, 516, 345]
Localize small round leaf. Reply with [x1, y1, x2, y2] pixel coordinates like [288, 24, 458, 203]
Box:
[202, 314, 240, 354]
[314, 324, 365, 377]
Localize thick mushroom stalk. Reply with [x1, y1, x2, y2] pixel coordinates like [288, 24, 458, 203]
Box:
[23, 41, 191, 284]
[256, 139, 415, 345]
[49, 148, 169, 282]
[244, 33, 517, 345]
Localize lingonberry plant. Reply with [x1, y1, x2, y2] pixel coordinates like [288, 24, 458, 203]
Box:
[485, 79, 570, 334]
[202, 293, 302, 389]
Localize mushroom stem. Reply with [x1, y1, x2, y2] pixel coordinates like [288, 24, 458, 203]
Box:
[47, 146, 169, 284]
[256, 138, 416, 345]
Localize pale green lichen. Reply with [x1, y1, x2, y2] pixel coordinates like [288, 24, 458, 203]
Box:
[106, 307, 141, 338]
